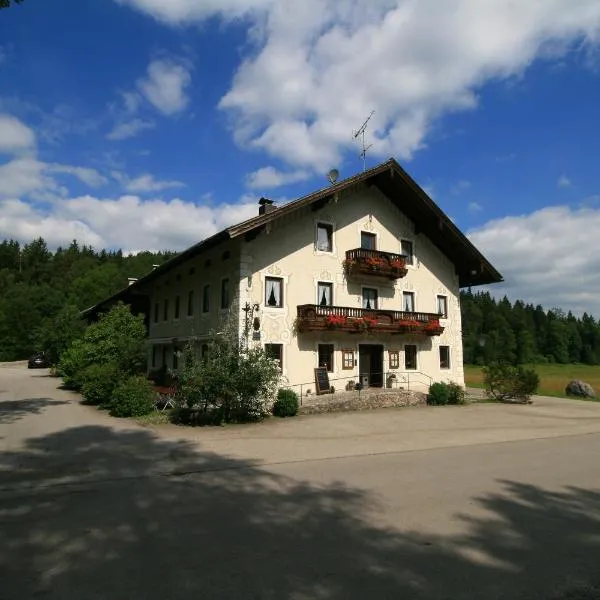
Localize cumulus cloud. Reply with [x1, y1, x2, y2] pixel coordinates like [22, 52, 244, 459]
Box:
[0, 114, 36, 154]
[0, 194, 259, 252]
[46, 164, 108, 187]
[125, 174, 185, 193]
[137, 58, 192, 116]
[118, 0, 600, 170]
[468, 205, 600, 315]
[107, 118, 155, 140]
[245, 166, 310, 189]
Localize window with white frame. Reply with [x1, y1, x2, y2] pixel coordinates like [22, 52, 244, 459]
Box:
[316, 222, 333, 252]
[342, 349, 354, 370]
[437, 295, 448, 318]
[401, 239, 414, 265]
[403, 291, 415, 312]
[389, 350, 400, 370]
[265, 277, 283, 308]
[405, 344, 417, 370]
[363, 287, 378, 310]
[265, 344, 283, 370]
[439, 346, 451, 369]
[317, 282, 333, 306]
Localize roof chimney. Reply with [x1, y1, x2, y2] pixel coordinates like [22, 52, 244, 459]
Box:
[258, 197, 276, 216]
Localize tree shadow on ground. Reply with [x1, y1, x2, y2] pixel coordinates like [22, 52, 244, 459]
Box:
[0, 425, 599, 600]
[0, 398, 70, 424]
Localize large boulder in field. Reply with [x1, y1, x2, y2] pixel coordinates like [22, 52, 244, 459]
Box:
[565, 380, 596, 398]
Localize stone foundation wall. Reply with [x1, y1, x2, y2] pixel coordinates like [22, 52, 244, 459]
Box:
[299, 388, 426, 415]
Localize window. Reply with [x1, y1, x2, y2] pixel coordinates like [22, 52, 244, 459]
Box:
[317, 282, 333, 307]
[403, 291, 415, 313]
[152, 345, 157, 368]
[173, 346, 179, 370]
[163, 299, 169, 321]
[316, 222, 333, 252]
[361, 232, 376, 250]
[154, 303, 159, 324]
[437, 295, 448, 318]
[401, 239, 414, 265]
[162, 346, 168, 368]
[203, 285, 210, 313]
[405, 345, 417, 370]
[222, 250, 230, 261]
[265, 277, 283, 308]
[389, 350, 400, 370]
[265, 344, 283, 370]
[342, 349, 354, 370]
[174, 295, 180, 319]
[362, 287, 378, 310]
[440, 346, 451, 369]
[318, 344, 334, 372]
[221, 279, 230, 309]
[188, 290, 194, 317]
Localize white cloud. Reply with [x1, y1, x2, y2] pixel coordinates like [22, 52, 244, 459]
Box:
[106, 118, 155, 140]
[121, 91, 141, 113]
[558, 174, 572, 188]
[0, 114, 36, 154]
[125, 174, 185, 193]
[118, 0, 600, 170]
[0, 194, 259, 253]
[137, 59, 192, 116]
[245, 166, 310, 189]
[451, 180, 472, 195]
[47, 164, 108, 187]
[468, 201, 482, 213]
[469, 205, 600, 315]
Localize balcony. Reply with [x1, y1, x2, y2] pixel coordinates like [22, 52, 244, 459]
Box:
[343, 249, 408, 280]
[296, 305, 444, 336]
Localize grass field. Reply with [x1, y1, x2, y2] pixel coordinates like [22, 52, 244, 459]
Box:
[464, 364, 600, 399]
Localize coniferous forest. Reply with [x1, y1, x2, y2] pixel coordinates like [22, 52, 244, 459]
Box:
[1, 237, 600, 365]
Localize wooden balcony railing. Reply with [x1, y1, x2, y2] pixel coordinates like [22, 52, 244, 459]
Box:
[343, 249, 408, 280]
[297, 305, 444, 336]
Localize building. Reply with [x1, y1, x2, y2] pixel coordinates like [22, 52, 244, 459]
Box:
[88, 158, 502, 394]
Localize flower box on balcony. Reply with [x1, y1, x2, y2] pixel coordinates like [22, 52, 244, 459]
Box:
[344, 249, 408, 280]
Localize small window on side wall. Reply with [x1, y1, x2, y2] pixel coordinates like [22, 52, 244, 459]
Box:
[316, 223, 333, 252]
[401, 239, 414, 265]
[389, 350, 400, 370]
[188, 290, 194, 317]
[437, 295, 448, 318]
[203, 285, 210, 313]
[154, 303, 159, 324]
[265, 344, 283, 370]
[342, 349, 354, 370]
[174, 295, 180, 319]
[265, 277, 283, 308]
[221, 279, 230, 309]
[439, 346, 451, 369]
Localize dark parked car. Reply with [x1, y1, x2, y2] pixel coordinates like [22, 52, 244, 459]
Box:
[28, 352, 49, 369]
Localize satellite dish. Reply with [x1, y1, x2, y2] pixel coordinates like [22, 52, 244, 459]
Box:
[327, 168, 339, 184]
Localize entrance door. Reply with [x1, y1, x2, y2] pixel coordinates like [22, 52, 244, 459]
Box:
[358, 344, 384, 387]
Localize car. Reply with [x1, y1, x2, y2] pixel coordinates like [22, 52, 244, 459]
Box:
[28, 352, 49, 369]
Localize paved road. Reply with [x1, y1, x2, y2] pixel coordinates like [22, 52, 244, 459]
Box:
[1, 364, 600, 599]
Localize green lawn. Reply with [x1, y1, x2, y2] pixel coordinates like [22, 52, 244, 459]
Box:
[464, 363, 600, 399]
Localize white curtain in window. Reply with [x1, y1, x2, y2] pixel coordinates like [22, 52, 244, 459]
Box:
[404, 293, 414, 312]
[363, 289, 377, 310]
[266, 279, 281, 306]
[318, 283, 332, 306]
[317, 226, 331, 251]
[437, 296, 447, 316]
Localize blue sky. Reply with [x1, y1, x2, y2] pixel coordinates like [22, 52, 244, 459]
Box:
[1, 0, 600, 314]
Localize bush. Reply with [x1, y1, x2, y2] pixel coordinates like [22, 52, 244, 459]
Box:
[484, 363, 540, 402]
[110, 375, 156, 418]
[427, 381, 466, 406]
[81, 362, 122, 406]
[273, 388, 299, 417]
[58, 303, 147, 391]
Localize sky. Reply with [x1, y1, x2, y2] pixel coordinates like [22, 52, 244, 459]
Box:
[1, 0, 600, 315]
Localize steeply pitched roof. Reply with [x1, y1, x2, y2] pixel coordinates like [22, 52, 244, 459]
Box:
[84, 158, 501, 316]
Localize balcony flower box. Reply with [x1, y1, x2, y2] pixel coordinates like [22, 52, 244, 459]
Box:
[344, 249, 408, 280]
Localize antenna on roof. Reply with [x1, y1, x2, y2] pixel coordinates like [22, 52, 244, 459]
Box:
[353, 111, 374, 172]
[327, 168, 339, 185]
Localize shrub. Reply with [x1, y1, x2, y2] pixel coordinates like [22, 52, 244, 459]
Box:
[427, 382, 466, 406]
[81, 362, 122, 406]
[58, 303, 147, 391]
[484, 363, 540, 402]
[273, 388, 299, 417]
[110, 375, 156, 418]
